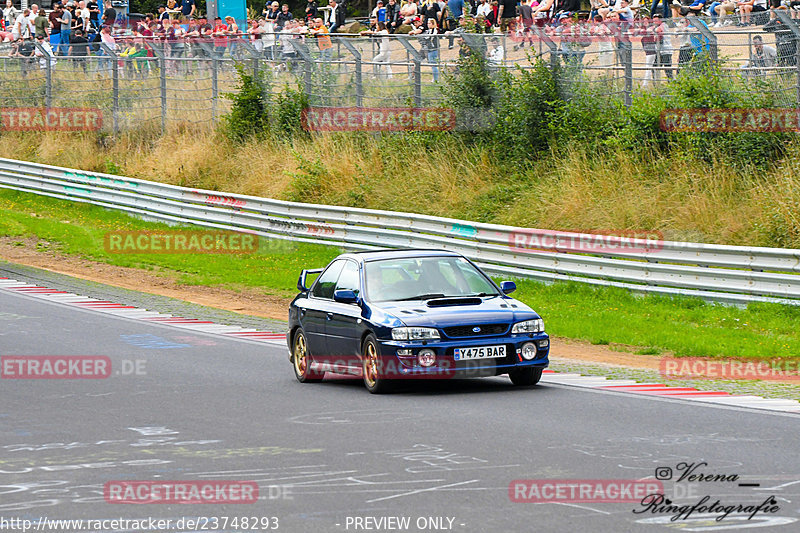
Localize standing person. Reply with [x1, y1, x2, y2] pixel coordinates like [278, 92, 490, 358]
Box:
[97, 23, 115, 71]
[168, 17, 187, 73]
[33, 5, 48, 39]
[180, 0, 195, 19]
[77, 1, 90, 32]
[640, 17, 659, 87]
[261, 16, 277, 59]
[386, 0, 401, 32]
[655, 13, 673, 80]
[305, 0, 318, 22]
[517, 0, 534, 48]
[102, 0, 116, 27]
[12, 9, 33, 41]
[362, 20, 392, 78]
[592, 14, 615, 68]
[68, 27, 89, 73]
[277, 3, 293, 29]
[87, 0, 100, 30]
[3, 0, 18, 30]
[212, 16, 227, 58]
[497, 0, 516, 32]
[328, 0, 345, 33]
[57, 2, 72, 56]
[49, 3, 62, 50]
[264, 1, 280, 22]
[420, 17, 439, 82]
[310, 16, 332, 62]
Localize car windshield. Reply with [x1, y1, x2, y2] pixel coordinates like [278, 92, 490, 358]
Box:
[364, 256, 500, 302]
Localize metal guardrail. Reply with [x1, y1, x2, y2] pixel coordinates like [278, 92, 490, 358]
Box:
[0, 157, 798, 306]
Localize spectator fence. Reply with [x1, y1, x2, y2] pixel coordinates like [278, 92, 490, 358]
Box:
[2, 13, 800, 133]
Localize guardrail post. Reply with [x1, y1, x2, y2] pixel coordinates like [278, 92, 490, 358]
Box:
[100, 43, 119, 135]
[775, 11, 800, 107]
[338, 39, 363, 108]
[398, 38, 422, 107]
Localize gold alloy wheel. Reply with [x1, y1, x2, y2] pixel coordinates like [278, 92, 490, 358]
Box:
[363, 341, 378, 388]
[294, 333, 308, 377]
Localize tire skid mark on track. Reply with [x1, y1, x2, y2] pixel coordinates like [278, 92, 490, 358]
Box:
[2, 277, 799, 414]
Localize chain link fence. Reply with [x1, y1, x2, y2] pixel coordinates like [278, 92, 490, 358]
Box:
[2, 14, 800, 133]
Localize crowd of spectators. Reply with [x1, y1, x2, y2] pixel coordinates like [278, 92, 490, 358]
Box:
[0, 0, 794, 79]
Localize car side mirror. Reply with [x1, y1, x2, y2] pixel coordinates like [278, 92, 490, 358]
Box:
[500, 281, 516, 295]
[333, 289, 359, 304]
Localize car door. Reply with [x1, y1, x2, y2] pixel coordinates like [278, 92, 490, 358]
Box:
[324, 260, 364, 367]
[303, 259, 346, 361]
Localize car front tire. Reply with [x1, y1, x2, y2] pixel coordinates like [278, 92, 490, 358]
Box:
[293, 329, 324, 383]
[509, 366, 543, 387]
[362, 334, 392, 394]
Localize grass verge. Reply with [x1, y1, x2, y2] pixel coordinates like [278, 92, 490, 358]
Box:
[2, 188, 799, 363]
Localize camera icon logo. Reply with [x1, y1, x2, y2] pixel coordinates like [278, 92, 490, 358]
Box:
[655, 467, 673, 480]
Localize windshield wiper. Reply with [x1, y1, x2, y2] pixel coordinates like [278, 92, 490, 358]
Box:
[464, 292, 496, 297]
[396, 293, 446, 301]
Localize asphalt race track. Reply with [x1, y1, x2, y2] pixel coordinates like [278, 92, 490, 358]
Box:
[1, 281, 799, 533]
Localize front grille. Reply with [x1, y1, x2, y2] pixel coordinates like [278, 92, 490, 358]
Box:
[443, 324, 509, 338]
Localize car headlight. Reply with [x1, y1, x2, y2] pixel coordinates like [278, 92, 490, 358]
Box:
[512, 319, 544, 334]
[391, 327, 441, 341]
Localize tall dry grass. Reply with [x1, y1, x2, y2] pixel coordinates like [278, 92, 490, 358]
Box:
[0, 126, 798, 248]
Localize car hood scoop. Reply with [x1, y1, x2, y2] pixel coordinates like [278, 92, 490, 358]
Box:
[426, 297, 483, 307]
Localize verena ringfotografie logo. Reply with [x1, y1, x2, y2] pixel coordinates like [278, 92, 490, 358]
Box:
[660, 357, 800, 382]
[104, 230, 258, 254]
[302, 107, 456, 132]
[660, 108, 800, 133]
[104, 481, 259, 504]
[509, 229, 664, 255]
[0, 107, 103, 131]
[509, 479, 663, 503]
[1, 356, 111, 379]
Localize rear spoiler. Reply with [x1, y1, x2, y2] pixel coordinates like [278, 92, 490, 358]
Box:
[297, 268, 324, 292]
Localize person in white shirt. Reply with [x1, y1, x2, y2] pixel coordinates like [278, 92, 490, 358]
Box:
[477, 0, 493, 18]
[78, 1, 91, 32]
[362, 21, 392, 79]
[12, 9, 33, 41]
[3, 0, 18, 29]
[34, 33, 56, 69]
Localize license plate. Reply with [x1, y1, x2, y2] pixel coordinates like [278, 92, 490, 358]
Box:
[454, 345, 506, 361]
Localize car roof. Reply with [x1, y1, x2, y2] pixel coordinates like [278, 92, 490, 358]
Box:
[338, 249, 464, 263]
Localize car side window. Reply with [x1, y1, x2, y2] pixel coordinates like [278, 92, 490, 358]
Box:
[311, 260, 346, 299]
[335, 261, 360, 298]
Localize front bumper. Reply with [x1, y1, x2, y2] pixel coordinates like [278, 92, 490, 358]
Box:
[377, 333, 550, 378]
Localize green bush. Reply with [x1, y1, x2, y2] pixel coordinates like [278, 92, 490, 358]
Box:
[222, 67, 309, 143]
[439, 51, 791, 170]
[223, 66, 271, 143]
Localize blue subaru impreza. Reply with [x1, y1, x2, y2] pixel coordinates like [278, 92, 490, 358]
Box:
[287, 249, 549, 393]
